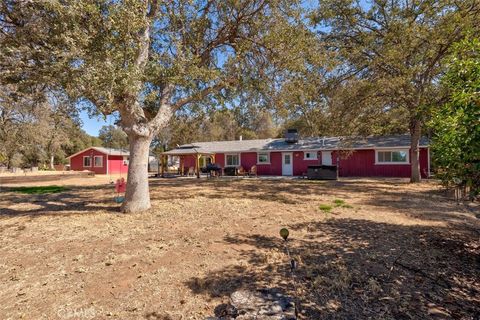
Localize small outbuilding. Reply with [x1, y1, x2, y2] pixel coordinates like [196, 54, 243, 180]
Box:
[67, 147, 129, 175]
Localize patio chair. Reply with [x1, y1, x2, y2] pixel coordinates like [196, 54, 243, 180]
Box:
[237, 166, 246, 176]
[188, 167, 195, 176]
[249, 165, 257, 177]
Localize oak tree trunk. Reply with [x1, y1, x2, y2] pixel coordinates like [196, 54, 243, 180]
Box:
[410, 119, 422, 183]
[121, 134, 153, 213]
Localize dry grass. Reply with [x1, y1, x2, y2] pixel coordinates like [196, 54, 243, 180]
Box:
[0, 177, 479, 319]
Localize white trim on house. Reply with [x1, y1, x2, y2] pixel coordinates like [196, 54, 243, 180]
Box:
[304, 151, 318, 160]
[257, 152, 271, 164]
[83, 156, 91, 167]
[370, 146, 414, 150]
[94, 155, 103, 167]
[375, 149, 410, 165]
[225, 153, 240, 167]
[208, 146, 424, 153]
[281, 152, 293, 176]
[321, 151, 332, 165]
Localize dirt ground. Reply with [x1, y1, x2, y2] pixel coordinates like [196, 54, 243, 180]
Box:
[0, 177, 479, 319]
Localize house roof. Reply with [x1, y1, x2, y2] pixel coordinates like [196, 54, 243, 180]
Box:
[162, 134, 429, 155]
[92, 147, 130, 156]
[67, 147, 129, 159]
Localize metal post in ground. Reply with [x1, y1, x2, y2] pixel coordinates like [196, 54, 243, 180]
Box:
[280, 228, 300, 318]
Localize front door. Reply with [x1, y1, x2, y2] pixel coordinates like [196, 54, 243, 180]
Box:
[282, 152, 293, 176]
[322, 151, 332, 165]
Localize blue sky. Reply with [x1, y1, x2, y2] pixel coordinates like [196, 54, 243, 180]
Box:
[80, 110, 112, 136]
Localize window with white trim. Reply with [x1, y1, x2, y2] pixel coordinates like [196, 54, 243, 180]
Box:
[304, 151, 318, 160]
[257, 152, 270, 164]
[94, 156, 103, 167]
[83, 156, 91, 167]
[376, 150, 409, 164]
[225, 154, 240, 167]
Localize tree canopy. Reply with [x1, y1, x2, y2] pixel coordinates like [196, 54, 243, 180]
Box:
[312, 0, 480, 181]
[1, 0, 319, 212]
[0, 83, 93, 169]
[98, 125, 129, 150]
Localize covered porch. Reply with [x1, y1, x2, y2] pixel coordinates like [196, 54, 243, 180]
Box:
[159, 149, 216, 179]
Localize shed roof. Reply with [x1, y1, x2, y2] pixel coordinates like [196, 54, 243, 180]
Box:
[67, 147, 129, 159]
[91, 147, 130, 156]
[162, 134, 429, 155]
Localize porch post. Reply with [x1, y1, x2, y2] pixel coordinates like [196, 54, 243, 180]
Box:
[196, 154, 201, 179]
[180, 156, 184, 175]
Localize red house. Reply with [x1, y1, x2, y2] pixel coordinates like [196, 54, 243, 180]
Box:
[162, 134, 430, 178]
[67, 147, 129, 175]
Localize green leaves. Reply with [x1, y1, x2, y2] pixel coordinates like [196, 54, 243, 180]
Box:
[1, 0, 316, 134]
[429, 36, 480, 197]
[311, 0, 479, 136]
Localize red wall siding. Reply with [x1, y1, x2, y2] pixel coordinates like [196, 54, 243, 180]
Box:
[108, 155, 129, 175]
[293, 151, 321, 175]
[419, 148, 429, 178]
[70, 149, 130, 175]
[70, 148, 107, 174]
[240, 152, 256, 170]
[176, 148, 429, 178]
[215, 153, 225, 167]
[181, 155, 197, 170]
[337, 148, 429, 178]
[260, 152, 281, 175]
[180, 153, 226, 171]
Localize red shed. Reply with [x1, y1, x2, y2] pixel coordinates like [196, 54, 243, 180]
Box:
[67, 147, 129, 175]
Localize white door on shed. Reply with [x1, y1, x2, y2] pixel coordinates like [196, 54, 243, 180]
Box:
[282, 152, 293, 176]
[321, 151, 332, 165]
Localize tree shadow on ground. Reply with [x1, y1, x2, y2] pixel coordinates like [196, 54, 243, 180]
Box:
[149, 178, 478, 228]
[0, 184, 120, 217]
[185, 218, 480, 319]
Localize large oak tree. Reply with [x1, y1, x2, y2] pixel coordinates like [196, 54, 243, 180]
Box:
[1, 0, 317, 212]
[314, 0, 480, 182]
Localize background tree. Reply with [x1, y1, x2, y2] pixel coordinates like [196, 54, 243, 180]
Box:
[1, 0, 317, 212]
[0, 85, 45, 168]
[98, 125, 129, 150]
[63, 128, 103, 158]
[429, 36, 480, 198]
[314, 0, 480, 181]
[40, 93, 79, 169]
[0, 84, 99, 169]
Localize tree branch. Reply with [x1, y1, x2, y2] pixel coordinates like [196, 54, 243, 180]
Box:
[172, 79, 235, 111]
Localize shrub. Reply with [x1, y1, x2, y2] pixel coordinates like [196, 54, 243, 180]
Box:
[319, 204, 333, 212]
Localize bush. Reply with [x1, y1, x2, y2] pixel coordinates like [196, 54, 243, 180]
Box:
[429, 37, 480, 200]
[319, 204, 333, 212]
